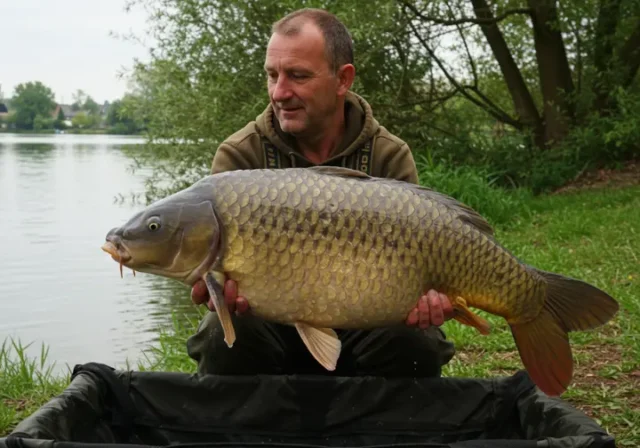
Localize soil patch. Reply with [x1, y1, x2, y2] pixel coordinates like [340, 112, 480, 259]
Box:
[553, 160, 640, 194]
[457, 343, 639, 416]
[568, 343, 639, 417]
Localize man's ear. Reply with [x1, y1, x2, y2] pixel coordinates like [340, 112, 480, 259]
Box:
[336, 64, 355, 95]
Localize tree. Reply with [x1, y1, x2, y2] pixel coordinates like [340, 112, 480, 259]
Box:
[54, 108, 67, 130]
[71, 89, 101, 115]
[123, 0, 438, 200]
[72, 111, 99, 128]
[120, 0, 640, 198]
[106, 95, 144, 134]
[10, 81, 56, 130]
[33, 114, 54, 130]
[400, 0, 640, 149]
[83, 96, 100, 116]
[71, 90, 87, 111]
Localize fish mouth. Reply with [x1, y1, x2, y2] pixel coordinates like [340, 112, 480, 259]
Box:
[101, 240, 135, 278]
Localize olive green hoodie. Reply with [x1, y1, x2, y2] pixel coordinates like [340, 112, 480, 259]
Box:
[210, 91, 419, 184]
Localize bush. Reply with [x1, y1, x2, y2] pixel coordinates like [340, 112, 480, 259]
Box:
[414, 153, 533, 230]
[410, 86, 640, 195]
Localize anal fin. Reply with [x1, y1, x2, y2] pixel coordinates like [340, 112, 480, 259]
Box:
[294, 322, 341, 371]
[452, 296, 491, 335]
[204, 271, 236, 348]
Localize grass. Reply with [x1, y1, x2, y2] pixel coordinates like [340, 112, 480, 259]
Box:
[0, 339, 70, 434]
[1, 182, 639, 444]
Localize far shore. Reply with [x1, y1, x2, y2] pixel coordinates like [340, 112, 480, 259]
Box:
[0, 128, 144, 136]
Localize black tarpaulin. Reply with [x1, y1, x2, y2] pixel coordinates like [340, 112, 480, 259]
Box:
[0, 362, 615, 448]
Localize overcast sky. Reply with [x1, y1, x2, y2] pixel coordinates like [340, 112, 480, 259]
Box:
[1, 0, 152, 105]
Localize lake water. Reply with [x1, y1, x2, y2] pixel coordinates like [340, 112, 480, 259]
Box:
[0, 133, 201, 374]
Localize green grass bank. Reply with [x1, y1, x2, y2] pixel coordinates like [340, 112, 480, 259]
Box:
[1, 179, 639, 445]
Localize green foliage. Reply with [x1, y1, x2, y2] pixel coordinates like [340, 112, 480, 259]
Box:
[32, 115, 54, 131]
[106, 96, 145, 134]
[410, 84, 640, 194]
[136, 311, 202, 373]
[490, 86, 640, 193]
[0, 338, 69, 436]
[10, 82, 56, 130]
[561, 87, 640, 164]
[71, 111, 99, 129]
[123, 0, 437, 201]
[71, 89, 100, 115]
[415, 153, 533, 229]
[54, 109, 67, 130]
[1, 81, 149, 135]
[118, 0, 640, 200]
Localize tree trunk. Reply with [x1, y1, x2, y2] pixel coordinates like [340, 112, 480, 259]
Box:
[527, 0, 575, 147]
[593, 0, 622, 114]
[470, 0, 544, 146]
[619, 21, 640, 88]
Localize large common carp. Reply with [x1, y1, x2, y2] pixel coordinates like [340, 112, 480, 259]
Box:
[101, 166, 619, 396]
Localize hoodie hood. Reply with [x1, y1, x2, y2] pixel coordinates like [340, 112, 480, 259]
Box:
[255, 91, 380, 167]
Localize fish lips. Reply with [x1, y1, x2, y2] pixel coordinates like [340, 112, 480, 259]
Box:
[101, 241, 131, 263]
[102, 231, 132, 265]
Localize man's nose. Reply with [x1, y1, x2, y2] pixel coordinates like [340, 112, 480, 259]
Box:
[271, 76, 293, 102]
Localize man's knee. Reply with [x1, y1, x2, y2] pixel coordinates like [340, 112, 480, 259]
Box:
[347, 325, 455, 377]
[186, 311, 227, 358]
[186, 311, 291, 375]
[404, 326, 455, 376]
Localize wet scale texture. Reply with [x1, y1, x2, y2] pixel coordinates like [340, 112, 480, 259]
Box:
[206, 168, 545, 329]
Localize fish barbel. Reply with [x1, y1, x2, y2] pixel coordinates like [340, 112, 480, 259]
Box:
[101, 166, 619, 396]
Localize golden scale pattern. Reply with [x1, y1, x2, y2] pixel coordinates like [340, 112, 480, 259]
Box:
[208, 169, 545, 328]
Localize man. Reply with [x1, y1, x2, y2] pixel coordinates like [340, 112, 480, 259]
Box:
[187, 8, 455, 377]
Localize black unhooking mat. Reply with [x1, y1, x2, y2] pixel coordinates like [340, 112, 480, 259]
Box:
[0, 362, 615, 448]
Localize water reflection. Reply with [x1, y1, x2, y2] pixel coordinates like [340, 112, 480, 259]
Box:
[0, 133, 202, 374]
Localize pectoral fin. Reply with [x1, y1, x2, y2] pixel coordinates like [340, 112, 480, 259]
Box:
[452, 296, 491, 335]
[294, 322, 341, 371]
[203, 271, 236, 348]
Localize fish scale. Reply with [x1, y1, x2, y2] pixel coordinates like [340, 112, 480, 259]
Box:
[212, 168, 530, 327]
[103, 165, 619, 397]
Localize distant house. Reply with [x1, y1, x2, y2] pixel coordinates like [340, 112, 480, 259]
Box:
[0, 103, 8, 128]
[51, 104, 80, 119]
[51, 104, 84, 127]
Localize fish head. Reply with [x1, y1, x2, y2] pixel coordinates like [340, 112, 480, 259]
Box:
[102, 191, 221, 286]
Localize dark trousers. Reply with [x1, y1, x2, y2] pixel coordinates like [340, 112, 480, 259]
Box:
[186, 310, 456, 377]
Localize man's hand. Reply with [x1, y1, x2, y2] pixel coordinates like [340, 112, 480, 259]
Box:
[405, 289, 454, 329]
[190, 278, 250, 315]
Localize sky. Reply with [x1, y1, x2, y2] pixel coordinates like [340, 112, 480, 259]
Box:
[1, 0, 153, 105]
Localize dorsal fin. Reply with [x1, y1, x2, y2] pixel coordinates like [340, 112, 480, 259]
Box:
[305, 166, 494, 236]
[407, 184, 495, 236]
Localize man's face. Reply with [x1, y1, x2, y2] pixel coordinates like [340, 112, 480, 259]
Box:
[264, 22, 346, 136]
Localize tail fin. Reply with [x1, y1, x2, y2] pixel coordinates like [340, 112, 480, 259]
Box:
[510, 269, 619, 396]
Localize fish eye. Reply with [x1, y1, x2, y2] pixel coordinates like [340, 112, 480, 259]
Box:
[147, 217, 161, 232]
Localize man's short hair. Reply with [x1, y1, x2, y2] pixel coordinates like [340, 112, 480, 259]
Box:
[271, 8, 354, 73]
